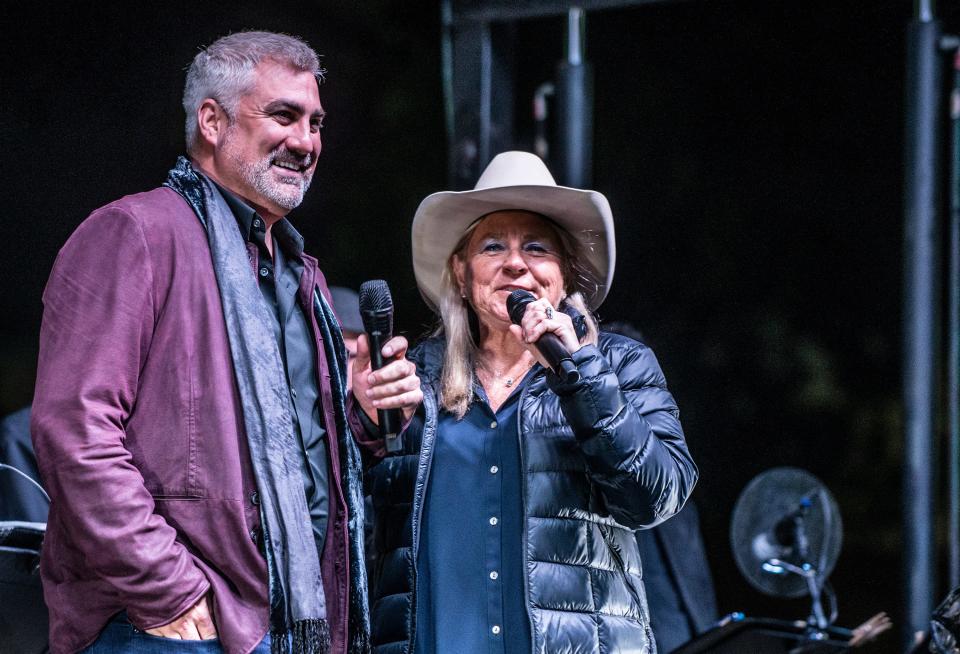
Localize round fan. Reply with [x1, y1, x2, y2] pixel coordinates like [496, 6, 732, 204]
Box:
[730, 467, 843, 599]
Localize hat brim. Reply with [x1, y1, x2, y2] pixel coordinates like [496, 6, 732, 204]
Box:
[411, 184, 616, 312]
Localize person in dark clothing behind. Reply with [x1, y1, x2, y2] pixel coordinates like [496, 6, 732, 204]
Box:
[329, 286, 363, 390]
[605, 320, 719, 653]
[0, 406, 48, 523]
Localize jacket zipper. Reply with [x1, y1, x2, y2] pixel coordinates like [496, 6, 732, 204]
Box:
[518, 373, 539, 654]
[599, 523, 654, 647]
[407, 385, 438, 653]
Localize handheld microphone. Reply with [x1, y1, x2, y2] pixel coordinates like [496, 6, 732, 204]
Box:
[358, 280, 403, 453]
[506, 289, 580, 384]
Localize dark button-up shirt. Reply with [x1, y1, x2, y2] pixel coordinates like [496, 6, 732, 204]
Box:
[415, 377, 533, 654]
[219, 186, 329, 557]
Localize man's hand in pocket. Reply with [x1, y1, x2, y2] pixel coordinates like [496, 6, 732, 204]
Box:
[145, 594, 217, 640]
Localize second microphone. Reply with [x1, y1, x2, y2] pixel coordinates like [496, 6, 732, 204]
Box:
[358, 279, 403, 453]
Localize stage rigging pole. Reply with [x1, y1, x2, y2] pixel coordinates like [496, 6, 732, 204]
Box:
[949, 40, 960, 594]
[555, 7, 593, 187]
[903, 0, 943, 645]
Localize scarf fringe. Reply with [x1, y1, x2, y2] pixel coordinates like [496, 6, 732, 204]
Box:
[271, 618, 331, 654]
[349, 630, 371, 654]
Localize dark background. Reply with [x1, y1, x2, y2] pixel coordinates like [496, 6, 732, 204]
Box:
[3, 1, 960, 651]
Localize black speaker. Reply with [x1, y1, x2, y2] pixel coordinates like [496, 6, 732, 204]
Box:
[0, 521, 47, 654]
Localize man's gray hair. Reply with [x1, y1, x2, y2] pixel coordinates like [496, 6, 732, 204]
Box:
[182, 31, 323, 152]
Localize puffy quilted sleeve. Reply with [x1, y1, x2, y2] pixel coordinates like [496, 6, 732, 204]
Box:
[547, 337, 697, 530]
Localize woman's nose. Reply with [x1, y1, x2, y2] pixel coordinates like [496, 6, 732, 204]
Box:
[502, 248, 527, 273]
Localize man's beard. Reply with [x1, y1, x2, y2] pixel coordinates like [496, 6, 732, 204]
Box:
[225, 134, 314, 211]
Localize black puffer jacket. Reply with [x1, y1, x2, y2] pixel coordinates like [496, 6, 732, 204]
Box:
[365, 332, 697, 654]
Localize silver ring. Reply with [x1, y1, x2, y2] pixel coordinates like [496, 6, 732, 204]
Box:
[545, 307, 554, 320]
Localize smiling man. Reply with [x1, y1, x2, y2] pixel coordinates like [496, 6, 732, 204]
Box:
[31, 31, 421, 654]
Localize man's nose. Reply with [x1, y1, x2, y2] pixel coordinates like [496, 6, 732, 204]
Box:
[286, 121, 319, 155]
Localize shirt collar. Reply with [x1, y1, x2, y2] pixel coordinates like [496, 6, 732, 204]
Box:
[211, 181, 305, 257]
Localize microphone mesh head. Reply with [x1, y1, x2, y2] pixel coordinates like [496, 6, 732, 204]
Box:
[359, 279, 394, 335]
[506, 289, 535, 325]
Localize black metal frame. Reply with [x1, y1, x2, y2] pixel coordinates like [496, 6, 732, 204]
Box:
[440, 0, 672, 189]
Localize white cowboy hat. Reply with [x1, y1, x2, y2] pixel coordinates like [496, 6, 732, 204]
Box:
[411, 151, 616, 311]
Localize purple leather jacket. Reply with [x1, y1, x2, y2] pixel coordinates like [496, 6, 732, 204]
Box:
[31, 187, 363, 654]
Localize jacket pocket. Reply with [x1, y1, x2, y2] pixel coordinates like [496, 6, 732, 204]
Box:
[126, 354, 201, 498]
[598, 523, 653, 645]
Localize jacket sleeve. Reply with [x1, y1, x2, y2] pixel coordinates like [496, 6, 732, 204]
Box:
[347, 339, 432, 464]
[547, 340, 698, 530]
[347, 394, 387, 462]
[30, 206, 209, 629]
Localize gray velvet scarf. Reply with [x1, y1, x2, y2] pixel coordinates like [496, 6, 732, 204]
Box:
[164, 157, 359, 654]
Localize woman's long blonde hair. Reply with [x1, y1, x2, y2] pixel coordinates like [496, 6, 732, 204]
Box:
[434, 213, 601, 418]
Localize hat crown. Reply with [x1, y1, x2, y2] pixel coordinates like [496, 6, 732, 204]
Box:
[474, 151, 558, 191]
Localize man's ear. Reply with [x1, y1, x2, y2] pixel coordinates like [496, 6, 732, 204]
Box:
[196, 98, 227, 148]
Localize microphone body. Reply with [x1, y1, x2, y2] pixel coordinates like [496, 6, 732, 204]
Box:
[506, 290, 580, 384]
[358, 280, 403, 453]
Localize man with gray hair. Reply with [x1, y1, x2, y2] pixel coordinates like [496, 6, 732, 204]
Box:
[31, 31, 421, 654]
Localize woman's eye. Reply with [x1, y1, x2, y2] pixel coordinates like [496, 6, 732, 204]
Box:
[524, 242, 549, 253]
[481, 242, 504, 252]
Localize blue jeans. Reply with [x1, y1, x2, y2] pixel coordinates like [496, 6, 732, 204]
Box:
[81, 614, 274, 653]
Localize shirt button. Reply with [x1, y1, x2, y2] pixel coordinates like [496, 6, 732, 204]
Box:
[291, 389, 298, 399]
[259, 267, 269, 277]
[250, 491, 259, 505]
[489, 421, 498, 429]
[253, 218, 262, 230]
[249, 527, 259, 543]
[489, 571, 499, 580]
[489, 516, 498, 526]
[491, 625, 501, 635]
[489, 465, 499, 474]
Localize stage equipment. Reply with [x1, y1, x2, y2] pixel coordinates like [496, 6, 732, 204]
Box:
[0, 521, 46, 653]
[730, 466, 842, 626]
[672, 467, 890, 653]
[0, 462, 50, 507]
[553, 7, 593, 188]
[671, 612, 852, 654]
[441, 0, 649, 190]
[947, 36, 960, 596]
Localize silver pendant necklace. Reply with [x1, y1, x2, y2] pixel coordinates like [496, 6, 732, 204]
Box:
[497, 361, 533, 388]
[479, 357, 533, 388]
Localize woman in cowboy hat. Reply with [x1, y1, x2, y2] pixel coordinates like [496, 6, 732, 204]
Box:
[356, 151, 697, 654]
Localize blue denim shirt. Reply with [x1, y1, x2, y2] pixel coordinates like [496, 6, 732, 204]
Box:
[414, 376, 533, 654]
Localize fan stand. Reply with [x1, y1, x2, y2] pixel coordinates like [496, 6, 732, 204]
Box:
[762, 558, 829, 629]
